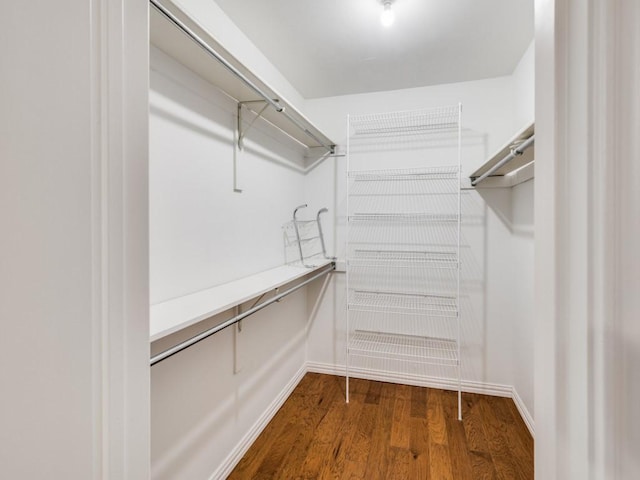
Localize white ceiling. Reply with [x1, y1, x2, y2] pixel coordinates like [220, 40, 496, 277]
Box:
[214, 0, 534, 99]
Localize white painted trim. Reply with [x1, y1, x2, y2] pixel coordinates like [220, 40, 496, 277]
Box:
[512, 387, 535, 438]
[208, 364, 308, 480]
[95, 0, 150, 478]
[308, 361, 534, 435]
[306, 361, 513, 398]
[534, 0, 559, 476]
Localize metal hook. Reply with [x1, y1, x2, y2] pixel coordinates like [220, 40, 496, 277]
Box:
[316, 208, 335, 260]
[292, 204, 310, 267]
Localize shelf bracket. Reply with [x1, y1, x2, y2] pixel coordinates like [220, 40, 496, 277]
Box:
[237, 100, 275, 150]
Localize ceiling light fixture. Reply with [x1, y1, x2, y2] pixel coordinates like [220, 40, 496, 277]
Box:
[380, 0, 395, 28]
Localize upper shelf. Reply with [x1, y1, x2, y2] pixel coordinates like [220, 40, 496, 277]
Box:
[349, 105, 461, 137]
[470, 122, 535, 187]
[149, 0, 335, 153]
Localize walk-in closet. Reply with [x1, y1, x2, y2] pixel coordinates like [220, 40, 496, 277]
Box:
[149, 0, 535, 478]
[5, 0, 640, 479]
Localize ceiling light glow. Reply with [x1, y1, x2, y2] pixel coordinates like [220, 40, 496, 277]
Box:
[380, 1, 395, 27]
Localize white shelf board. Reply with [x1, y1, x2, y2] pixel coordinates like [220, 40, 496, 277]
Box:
[470, 122, 535, 184]
[150, 0, 335, 152]
[150, 260, 332, 342]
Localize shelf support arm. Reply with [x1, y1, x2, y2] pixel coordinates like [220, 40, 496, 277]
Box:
[237, 100, 272, 150]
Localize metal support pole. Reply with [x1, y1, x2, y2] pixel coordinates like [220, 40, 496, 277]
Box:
[238, 100, 271, 150]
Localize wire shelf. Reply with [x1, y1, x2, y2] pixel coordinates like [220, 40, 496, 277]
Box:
[345, 105, 462, 417]
[349, 290, 458, 317]
[348, 330, 458, 366]
[349, 213, 459, 223]
[347, 225, 461, 249]
[282, 221, 319, 246]
[348, 166, 459, 181]
[347, 249, 458, 269]
[348, 308, 457, 341]
[349, 172, 459, 198]
[348, 192, 458, 218]
[349, 106, 460, 137]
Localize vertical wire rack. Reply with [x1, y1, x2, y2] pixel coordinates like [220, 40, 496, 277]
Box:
[345, 105, 463, 420]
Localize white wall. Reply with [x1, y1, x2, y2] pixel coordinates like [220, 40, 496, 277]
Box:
[508, 40, 536, 422]
[1, 6, 96, 474]
[150, 48, 308, 303]
[149, 47, 318, 479]
[0, 1, 149, 478]
[513, 41, 535, 128]
[509, 179, 535, 417]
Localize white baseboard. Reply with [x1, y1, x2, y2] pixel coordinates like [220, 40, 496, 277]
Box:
[209, 364, 307, 480]
[306, 361, 513, 398]
[307, 361, 535, 437]
[511, 386, 535, 438]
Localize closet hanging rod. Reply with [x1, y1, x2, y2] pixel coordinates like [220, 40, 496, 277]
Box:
[149, 0, 335, 154]
[150, 263, 335, 366]
[150, 0, 280, 111]
[471, 135, 535, 186]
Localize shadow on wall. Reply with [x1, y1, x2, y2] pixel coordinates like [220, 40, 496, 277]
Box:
[475, 181, 534, 238]
[151, 47, 308, 178]
[460, 189, 488, 384]
[461, 177, 535, 388]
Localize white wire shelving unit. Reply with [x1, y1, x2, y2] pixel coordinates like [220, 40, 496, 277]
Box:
[345, 105, 463, 420]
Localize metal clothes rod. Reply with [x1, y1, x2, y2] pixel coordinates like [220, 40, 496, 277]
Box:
[150, 263, 335, 366]
[149, 0, 281, 112]
[471, 134, 535, 186]
[149, 0, 335, 155]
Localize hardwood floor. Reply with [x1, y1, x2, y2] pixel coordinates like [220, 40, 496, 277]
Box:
[228, 373, 533, 479]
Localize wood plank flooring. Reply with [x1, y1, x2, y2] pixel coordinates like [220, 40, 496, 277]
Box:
[228, 373, 533, 479]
